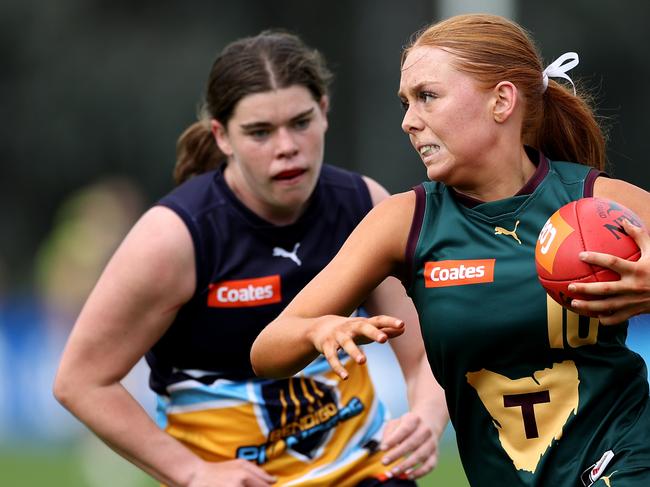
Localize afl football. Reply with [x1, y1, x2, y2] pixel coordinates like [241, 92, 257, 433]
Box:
[535, 197, 643, 306]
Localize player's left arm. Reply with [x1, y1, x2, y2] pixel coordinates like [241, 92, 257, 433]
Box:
[570, 177, 650, 323]
[362, 175, 449, 479]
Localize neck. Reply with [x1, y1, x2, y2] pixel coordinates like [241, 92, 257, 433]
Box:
[454, 146, 536, 202]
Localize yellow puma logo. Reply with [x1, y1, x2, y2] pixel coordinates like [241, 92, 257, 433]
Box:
[602, 471, 617, 486]
[495, 220, 522, 244]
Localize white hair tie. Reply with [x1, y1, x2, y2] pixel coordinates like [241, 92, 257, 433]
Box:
[542, 52, 579, 95]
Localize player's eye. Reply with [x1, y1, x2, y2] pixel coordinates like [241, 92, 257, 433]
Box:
[293, 117, 311, 130]
[248, 129, 271, 140]
[418, 91, 437, 103]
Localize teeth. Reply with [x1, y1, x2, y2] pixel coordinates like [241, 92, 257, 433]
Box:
[419, 144, 439, 156]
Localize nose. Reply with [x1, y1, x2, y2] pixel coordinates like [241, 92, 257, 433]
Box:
[275, 127, 299, 158]
[401, 105, 423, 135]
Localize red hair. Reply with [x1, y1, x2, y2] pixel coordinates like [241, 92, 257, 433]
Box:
[403, 14, 606, 170]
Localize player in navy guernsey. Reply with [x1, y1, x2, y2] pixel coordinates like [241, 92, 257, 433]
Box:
[54, 31, 448, 486]
[252, 15, 650, 487]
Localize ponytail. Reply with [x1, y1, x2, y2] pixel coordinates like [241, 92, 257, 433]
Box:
[529, 81, 607, 171]
[173, 120, 226, 186]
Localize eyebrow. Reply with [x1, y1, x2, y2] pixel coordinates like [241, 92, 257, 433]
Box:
[397, 80, 439, 99]
[240, 107, 315, 131]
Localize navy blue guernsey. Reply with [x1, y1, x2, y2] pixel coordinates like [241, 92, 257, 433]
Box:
[145, 164, 372, 395]
[147, 165, 402, 484]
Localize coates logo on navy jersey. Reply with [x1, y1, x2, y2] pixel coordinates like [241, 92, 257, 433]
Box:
[424, 259, 495, 287]
[208, 275, 282, 307]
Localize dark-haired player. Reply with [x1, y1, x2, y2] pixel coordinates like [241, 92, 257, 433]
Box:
[53, 30, 448, 487]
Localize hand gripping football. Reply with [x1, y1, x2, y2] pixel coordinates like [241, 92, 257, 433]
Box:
[535, 197, 643, 307]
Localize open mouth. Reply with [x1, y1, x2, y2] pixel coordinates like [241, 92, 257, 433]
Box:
[273, 168, 307, 181]
[419, 144, 440, 157]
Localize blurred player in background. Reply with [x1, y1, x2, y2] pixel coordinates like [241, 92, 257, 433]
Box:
[54, 30, 448, 486]
[251, 14, 650, 487]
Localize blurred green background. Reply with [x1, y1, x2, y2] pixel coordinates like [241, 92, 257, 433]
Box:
[0, 441, 470, 486]
[2, 0, 650, 485]
[0, 437, 470, 486]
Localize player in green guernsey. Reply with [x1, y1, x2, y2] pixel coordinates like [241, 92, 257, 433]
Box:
[252, 14, 650, 487]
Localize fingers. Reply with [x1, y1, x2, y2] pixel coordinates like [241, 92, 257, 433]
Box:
[379, 413, 437, 479]
[570, 297, 644, 325]
[404, 453, 438, 479]
[316, 315, 404, 380]
[388, 436, 438, 479]
[575, 219, 650, 285]
[367, 315, 406, 340]
[243, 462, 277, 485]
[622, 218, 650, 254]
[568, 229, 650, 302]
[568, 279, 620, 298]
[380, 414, 417, 457]
[321, 340, 351, 380]
[576, 251, 632, 278]
[200, 459, 277, 486]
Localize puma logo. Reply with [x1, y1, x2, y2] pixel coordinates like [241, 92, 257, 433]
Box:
[495, 220, 522, 244]
[601, 472, 617, 487]
[272, 243, 302, 266]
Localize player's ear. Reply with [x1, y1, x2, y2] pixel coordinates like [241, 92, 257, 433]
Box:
[492, 81, 517, 123]
[319, 95, 330, 131]
[211, 119, 233, 156]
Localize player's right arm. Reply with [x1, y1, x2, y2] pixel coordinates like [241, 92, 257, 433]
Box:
[53, 206, 276, 487]
[250, 192, 413, 380]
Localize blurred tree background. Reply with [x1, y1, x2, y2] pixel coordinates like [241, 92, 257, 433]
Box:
[1, 1, 649, 486]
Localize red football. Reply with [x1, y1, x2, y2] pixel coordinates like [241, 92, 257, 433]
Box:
[535, 197, 643, 307]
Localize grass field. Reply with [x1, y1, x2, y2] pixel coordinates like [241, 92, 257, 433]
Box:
[419, 440, 469, 487]
[0, 438, 468, 487]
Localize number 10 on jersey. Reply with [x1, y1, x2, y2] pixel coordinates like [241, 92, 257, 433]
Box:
[547, 297, 599, 349]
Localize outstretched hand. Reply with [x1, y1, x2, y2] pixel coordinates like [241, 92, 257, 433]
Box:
[569, 220, 650, 324]
[308, 314, 405, 379]
[379, 411, 440, 480]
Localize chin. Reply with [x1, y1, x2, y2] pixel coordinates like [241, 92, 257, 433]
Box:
[426, 167, 444, 182]
[278, 188, 312, 208]
[425, 160, 454, 183]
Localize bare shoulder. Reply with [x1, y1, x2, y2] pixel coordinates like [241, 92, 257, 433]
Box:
[362, 174, 391, 206]
[357, 190, 416, 262]
[593, 176, 649, 200]
[133, 205, 194, 247]
[359, 176, 416, 237]
[108, 205, 196, 303]
[372, 189, 416, 215]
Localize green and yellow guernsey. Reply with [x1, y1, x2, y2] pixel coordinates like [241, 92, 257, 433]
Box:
[405, 151, 650, 486]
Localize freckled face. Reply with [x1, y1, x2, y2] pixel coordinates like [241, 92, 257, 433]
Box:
[214, 85, 328, 223]
[398, 46, 498, 186]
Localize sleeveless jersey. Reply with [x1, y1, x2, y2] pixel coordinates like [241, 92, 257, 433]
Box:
[405, 152, 650, 486]
[146, 164, 398, 486]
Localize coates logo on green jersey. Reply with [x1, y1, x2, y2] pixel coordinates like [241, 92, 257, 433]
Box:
[424, 259, 495, 288]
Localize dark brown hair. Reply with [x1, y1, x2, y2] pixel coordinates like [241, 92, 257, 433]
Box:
[174, 30, 333, 185]
[403, 14, 606, 170]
